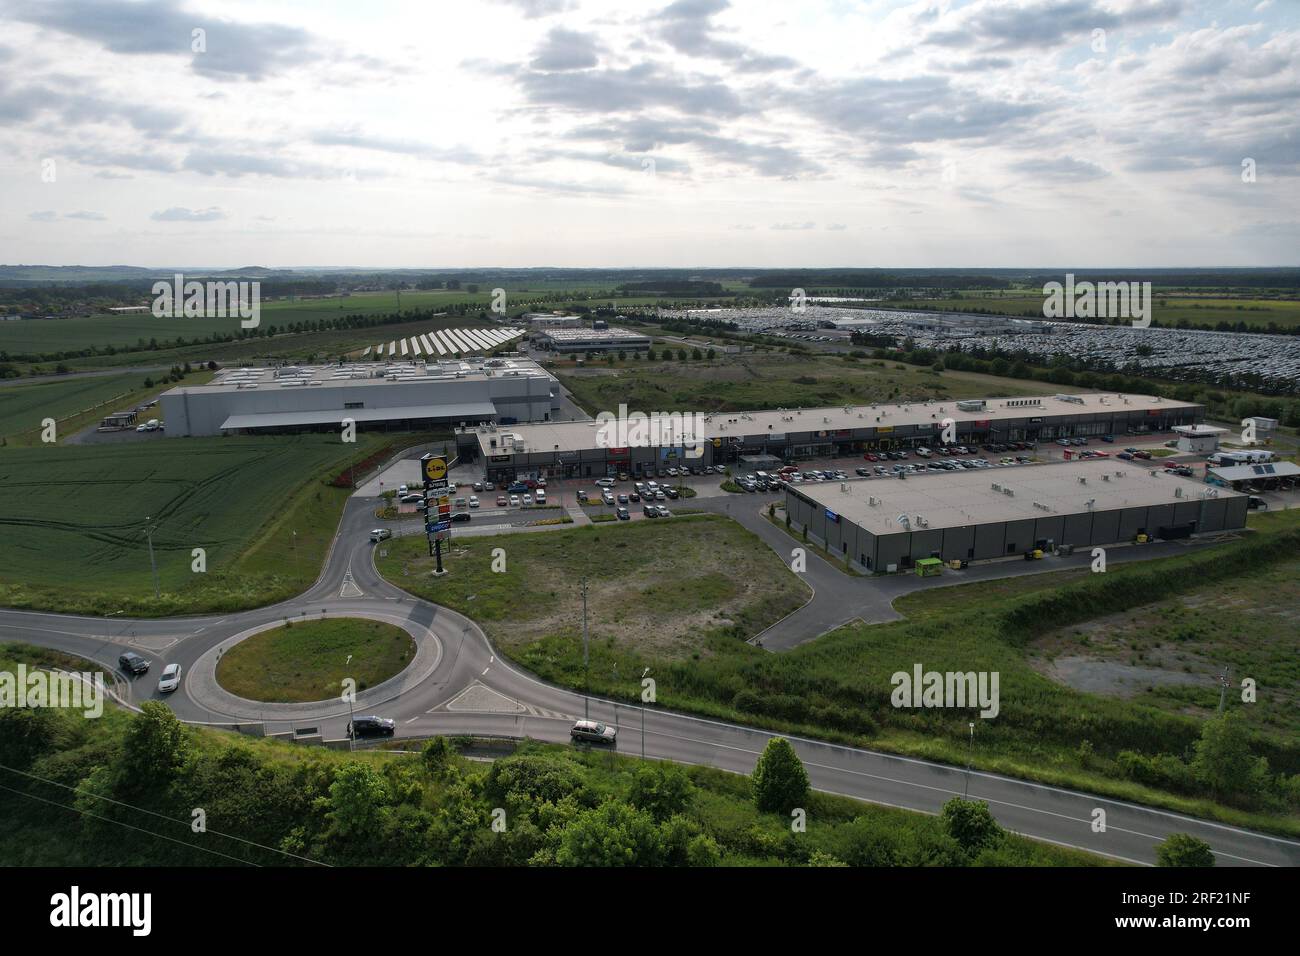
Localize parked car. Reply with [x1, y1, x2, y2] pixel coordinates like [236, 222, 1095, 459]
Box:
[347, 716, 396, 739]
[595, 477, 616, 488]
[616, 506, 630, 520]
[507, 482, 529, 493]
[521, 493, 533, 505]
[509, 494, 521, 506]
[472, 482, 483, 492]
[617, 493, 629, 504]
[400, 493, 423, 504]
[157, 663, 182, 693]
[496, 495, 508, 506]
[570, 719, 617, 745]
[535, 490, 547, 504]
[369, 528, 392, 542]
[118, 651, 150, 675]
[468, 495, 480, 508]
[664, 487, 679, 499]
[655, 505, 672, 517]
[629, 491, 640, 502]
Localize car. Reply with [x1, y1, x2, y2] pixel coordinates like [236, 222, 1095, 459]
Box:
[509, 494, 521, 506]
[535, 490, 547, 504]
[484, 481, 496, 491]
[398, 484, 408, 496]
[1117, 452, 1134, 460]
[454, 496, 467, 508]
[118, 651, 150, 675]
[468, 495, 480, 508]
[577, 490, 589, 502]
[535, 478, 547, 488]
[617, 473, 629, 482]
[629, 491, 640, 502]
[617, 493, 629, 504]
[595, 477, 616, 488]
[520, 493, 532, 505]
[654, 489, 666, 500]
[400, 493, 423, 504]
[864, 453, 879, 462]
[915, 447, 932, 458]
[651, 505, 670, 517]
[1123, 447, 1139, 454]
[616, 506, 630, 520]
[634, 482, 646, 493]
[570, 719, 617, 745]
[508, 482, 529, 494]
[1101, 435, 1114, 443]
[856, 467, 871, 476]
[601, 491, 615, 505]
[450, 512, 472, 523]
[643, 504, 658, 517]
[157, 663, 182, 693]
[667, 468, 679, 477]
[347, 716, 396, 739]
[664, 487, 679, 499]
[369, 528, 392, 542]
[496, 495, 508, 506]
[472, 482, 483, 492]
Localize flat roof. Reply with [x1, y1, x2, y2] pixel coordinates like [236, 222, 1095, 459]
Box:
[221, 402, 497, 430]
[466, 392, 1199, 456]
[1208, 461, 1300, 481]
[166, 358, 550, 396]
[1173, 424, 1228, 435]
[535, 327, 650, 342]
[790, 459, 1239, 535]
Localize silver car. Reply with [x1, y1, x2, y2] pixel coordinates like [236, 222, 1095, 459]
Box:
[570, 720, 617, 745]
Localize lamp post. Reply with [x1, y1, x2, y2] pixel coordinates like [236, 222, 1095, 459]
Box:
[641, 667, 650, 760]
[580, 576, 590, 719]
[346, 653, 355, 753]
[143, 517, 160, 599]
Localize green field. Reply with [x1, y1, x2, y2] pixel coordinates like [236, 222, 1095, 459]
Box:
[555, 351, 1065, 415]
[215, 617, 415, 702]
[377, 516, 809, 664]
[0, 433, 389, 614]
[0, 373, 143, 441]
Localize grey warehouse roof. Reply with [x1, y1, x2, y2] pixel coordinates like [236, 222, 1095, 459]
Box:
[221, 402, 497, 431]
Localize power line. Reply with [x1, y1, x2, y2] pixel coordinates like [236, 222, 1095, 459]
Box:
[0, 761, 330, 867]
[0, 782, 259, 867]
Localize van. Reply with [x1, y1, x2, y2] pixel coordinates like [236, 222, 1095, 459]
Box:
[535, 489, 546, 504]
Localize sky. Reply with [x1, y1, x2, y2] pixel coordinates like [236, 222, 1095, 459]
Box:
[0, 0, 1297, 269]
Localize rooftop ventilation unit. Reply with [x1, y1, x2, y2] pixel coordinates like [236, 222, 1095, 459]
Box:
[1078, 476, 1087, 484]
[956, 399, 986, 412]
[868, 496, 880, 506]
[1174, 487, 1183, 498]
[896, 514, 911, 529]
[1054, 394, 1085, 404]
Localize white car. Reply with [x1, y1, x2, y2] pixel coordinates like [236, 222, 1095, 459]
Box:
[157, 663, 182, 694]
[535, 490, 547, 504]
[509, 494, 520, 506]
[468, 495, 480, 508]
[522, 493, 533, 505]
[595, 477, 616, 488]
[369, 528, 392, 542]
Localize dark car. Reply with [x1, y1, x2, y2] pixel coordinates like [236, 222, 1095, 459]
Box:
[450, 511, 472, 522]
[118, 651, 150, 675]
[346, 716, 396, 738]
[664, 487, 680, 499]
[616, 506, 630, 520]
[507, 482, 529, 494]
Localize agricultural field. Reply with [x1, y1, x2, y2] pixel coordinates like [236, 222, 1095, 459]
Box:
[0, 372, 143, 442]
[216, 618, 416, 703]
[376, 516, 810, 664]
[553, 350, 1067, 415]
[0, 433, 389, 614]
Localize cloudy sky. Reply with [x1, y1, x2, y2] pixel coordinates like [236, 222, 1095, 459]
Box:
[1, 0, 1297, 268]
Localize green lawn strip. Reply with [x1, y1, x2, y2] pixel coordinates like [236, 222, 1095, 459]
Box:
[215, 618, 415, 703]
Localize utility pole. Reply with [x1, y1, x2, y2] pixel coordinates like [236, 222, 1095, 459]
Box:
[964, 722, 974, 799]
[580, 576, 590, 719]
[143, 517, 160, 599]
[1218, 667, 1231, 714]
[642, 667, 650, 760]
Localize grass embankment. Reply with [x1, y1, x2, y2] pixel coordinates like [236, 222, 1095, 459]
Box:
[0, 644, 1108, 867]
[215, 618, 415, 703]
[0, 432, 412, 615]
[379, 507, 1300, 835]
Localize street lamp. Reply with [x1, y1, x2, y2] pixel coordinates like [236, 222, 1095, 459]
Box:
[580, 576, 590, 719]
[641, 667, 650, 760]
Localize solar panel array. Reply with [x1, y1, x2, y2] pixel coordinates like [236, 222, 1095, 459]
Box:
[371, 326, 523, 358]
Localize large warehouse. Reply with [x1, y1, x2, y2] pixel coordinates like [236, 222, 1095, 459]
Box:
[784, 459, 1247, 573]
[161, 357, 559, 437]
[460, 392, 1204, 482]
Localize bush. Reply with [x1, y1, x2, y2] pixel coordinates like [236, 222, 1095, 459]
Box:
[940, 797, 1004, 854]
[751, 737, 809, 814]
[1155, 833, 1215, 867]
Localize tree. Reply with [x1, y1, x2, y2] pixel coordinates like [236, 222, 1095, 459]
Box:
[751, 737, 809, 814]
[940, 797, 1004, 853]
[555, 802, 663, 866]
[323, 763, 390, 843]
[120, 701, 191, 793]
[1192, 711, 1269, 801]
[422, 736, 456, 779]
[629, 764, 694, 821]
[1155, 833, 1215, 867]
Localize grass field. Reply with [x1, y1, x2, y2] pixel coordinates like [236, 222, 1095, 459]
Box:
[881, 291, 1300, 331]
[554, 351, 1067, 415]
[376, 515, 809, 667]
[0, 433, 390, 615]
[215, 617, 415, 702]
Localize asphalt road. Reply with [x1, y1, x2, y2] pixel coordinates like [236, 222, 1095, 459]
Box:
[1, 474, 1296, 868]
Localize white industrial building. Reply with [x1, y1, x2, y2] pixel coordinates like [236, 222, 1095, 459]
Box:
[1172, 423, 1228, 454]
[161, 357, 560, 437]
